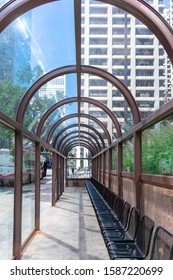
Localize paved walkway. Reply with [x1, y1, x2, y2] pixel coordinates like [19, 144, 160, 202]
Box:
[22, 174, 109, 260]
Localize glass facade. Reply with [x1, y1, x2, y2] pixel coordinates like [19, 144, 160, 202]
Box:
[0, 124, 14, 259]
[22, 137, 35, 243]
[142, 115, 173, 175]
[122, 137, 134, 172]
[0, 0, 173, 259]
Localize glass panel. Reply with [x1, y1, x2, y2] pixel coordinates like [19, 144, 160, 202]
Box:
[105, 151, 109, 170]
[0, 0, 10, 8]
[51, 118, 78, 147]
[142, 1, 171, 21]
[142, 114, 173, 175]
[22, 137, 35, 243]
[112, 146, 118, 170]
[41, 149, 52, 169]
[23, 74, 77, 132]
[81, 0, 173, 124]
[80, 99, 117, 140]
[0, 124, 14, 259]
[122, 137, 134, 172]
[41, 102, 78, 142]
[0, 0, 75, 119]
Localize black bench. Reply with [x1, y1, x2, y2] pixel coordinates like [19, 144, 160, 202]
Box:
[107, 215, 154, 259]
[150, 226, 173, 260]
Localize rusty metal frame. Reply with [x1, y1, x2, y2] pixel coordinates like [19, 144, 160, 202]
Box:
[51, 123, 105, 149]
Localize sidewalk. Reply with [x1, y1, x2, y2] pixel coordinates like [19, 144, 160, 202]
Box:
[22, 176, 109, 260]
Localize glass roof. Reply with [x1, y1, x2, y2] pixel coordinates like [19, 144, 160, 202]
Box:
[0, 0, 173, 157]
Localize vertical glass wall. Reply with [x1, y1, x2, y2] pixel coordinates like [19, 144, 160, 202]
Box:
[142, 115, 173, 175]
[112, 146, 118, 171]
[105, 151, 109, 170]
[122, 137, 134, 172]
[22, 137, 35, 243]
[0, 124, 15, 259]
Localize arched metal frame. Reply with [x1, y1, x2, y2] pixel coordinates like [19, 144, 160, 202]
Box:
[35, 96, 122, 138]
[57, 130, 102, 152]
[60, 135, 99, 155]
[65, 142, 95, 157]
[15, 66, 140, 127]
[1, 0, 173, 260]
[47, 113, 112, 146]
[51, 123, 105, 149]
[1, 0, 173, 64]
[49, 117, 108, 147]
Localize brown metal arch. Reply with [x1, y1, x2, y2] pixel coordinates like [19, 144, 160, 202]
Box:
[65, 144, 93, 158]
[36, 97, 121, 138]
[16, 66, 140, 127]
[64, 142, 94, 157]
[51, 123, 105, 149]
[1, 0, 173, 64]
[49, 121, 106, 147]
[59, 135, 99, 155]
[47, 113, 111, 146]
[16, 66, 76, 123]
[57, 130, 101, 152]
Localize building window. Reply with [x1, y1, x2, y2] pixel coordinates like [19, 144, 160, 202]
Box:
[90, 28, 107, 35]
[136, 38, 154, 45]
[136, 28, 152, 35]
[112, 38, 130, 45]
[136, 90, 154, 97]
[89, 38, 107, 45]
[89, 58, 107, 65]
[136, 80, 154, 87]
[89, 90, 107, 97]
[89, 17, 107, 24]
[136, 59, 154, 66]
[90, 7, 108, 14]
[136, 49, 154, 56]
[89, 48, 107, 55]
[112, 48, 130, 55]
[136, 69, 154, 76]
[89, 79, 107, 87]
[112, 18, 130, 25]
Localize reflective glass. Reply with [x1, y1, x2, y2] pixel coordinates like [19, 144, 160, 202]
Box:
[23, 74, 77, 132]
[0, 0, 9, 8]
[41, 102, 78, 142]
[51, 119, 78, 147]
[142, 114, 173, 175]
[122, 137, 134, 172]
[143, 0, 171, 21]
[22, 137, 35, 243]
[80, 101, 117, 140]
[112, 145, 118, 170]
[81, 0, 173, 126]
[0, 124, 14, 259]
[80, 117, 109, 146]
[0, 0, 75, 119]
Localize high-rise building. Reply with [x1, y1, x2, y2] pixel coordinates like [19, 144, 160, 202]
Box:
[81, 0, 172, 140]
[39, 76, 66, 102]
